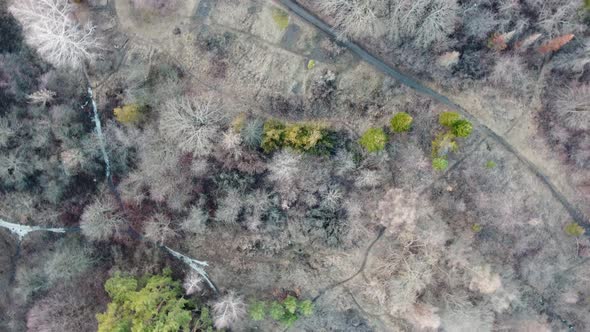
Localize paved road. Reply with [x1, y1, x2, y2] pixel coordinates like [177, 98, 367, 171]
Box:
[276, 0, 589, 228]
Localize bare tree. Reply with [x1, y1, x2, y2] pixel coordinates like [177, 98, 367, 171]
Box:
[555, 84, 590, 131]
[143, 213, 178, 245]
[215, 189, 243, 224]
[376, 188, 418, 234]
[9, 0, 99, 68]
[44, 240, 95, 284]
[27, 89, 56, 106]
[489, 55, 533, 97]
[0, 117, 15, 148]
[535, 0, 585, 37]
[159, 97, 222, 156]
[317, 0, 387, 40]
[267, 150, 302, 184]
[390, 0, 458, 49]
[212, 291, 246, 329]
[80, 194, 125, 242]
[181, 206, 208, 234]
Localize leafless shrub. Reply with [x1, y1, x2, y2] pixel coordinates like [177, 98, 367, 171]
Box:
[9, 0, 99, 68]
[159, 97, 222, 156]
[212, 291, 246, 329]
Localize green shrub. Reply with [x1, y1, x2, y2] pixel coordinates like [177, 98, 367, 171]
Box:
[269, 301, 285, 321]
[359, 127, 387, 152]
[452, 119, 473, 137]
[432, 157, 448, 171]
[250, 296, 314, 327]
[390, 112, 413, 133]
[471, 223, 482, 233]
[299, 300, 314, 317]
[485, 160, 497, 169]
[283, 295, 298, 314]
[249, 301, 266, 321]
[96, 269, 206, 332]
[564, 222, 585, 237]
[261, 119, 333, 154]
[439, 112, 461, 127]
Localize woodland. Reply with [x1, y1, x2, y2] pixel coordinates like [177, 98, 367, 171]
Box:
[0, 0, 589, 331]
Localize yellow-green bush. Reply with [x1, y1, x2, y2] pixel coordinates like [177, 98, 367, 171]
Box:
[432, 157, 448, 171]
[564, 222, 585, 237]
[359, 127, 387, 152]
[390, 112, 413, 133]
[439, 112, 461, 127]
[113, 104, 143, 124]
[272, 8, 289, 30]
[261, 120, 286, 153]
[261, 119, 332, 154]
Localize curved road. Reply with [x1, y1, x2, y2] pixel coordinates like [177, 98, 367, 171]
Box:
[276, 0, 589, 227]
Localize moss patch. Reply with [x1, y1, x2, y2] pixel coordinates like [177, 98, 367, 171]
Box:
[272, 7, 289, 30]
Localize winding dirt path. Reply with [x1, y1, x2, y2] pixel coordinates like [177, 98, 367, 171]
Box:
[312, 226, 385, 302]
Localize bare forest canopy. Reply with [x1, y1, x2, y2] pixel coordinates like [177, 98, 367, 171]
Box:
[0, 0, 589, 331]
